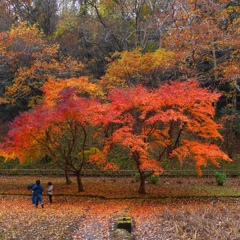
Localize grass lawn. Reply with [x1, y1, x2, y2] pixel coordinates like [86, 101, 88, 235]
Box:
[1, 175, 240, 198]
[1, 175, 240, 239]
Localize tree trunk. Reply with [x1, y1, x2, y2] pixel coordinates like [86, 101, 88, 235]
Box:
[76, 172, 84, 192]
[230, 82, 237, 159]
[64, 169, 72, 185]
[212, 43, 218, 111]
[138, 171, 146, 194]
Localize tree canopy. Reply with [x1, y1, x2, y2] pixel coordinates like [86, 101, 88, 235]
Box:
[0, 0, 238, 193]
[90, 79, 231, 193]
[0, 78, 232, 193]
[0, 77, 102, 191]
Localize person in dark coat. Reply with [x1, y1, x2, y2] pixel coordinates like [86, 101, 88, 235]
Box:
[32, 179, 44, 208]
[27, 183, 35, 204]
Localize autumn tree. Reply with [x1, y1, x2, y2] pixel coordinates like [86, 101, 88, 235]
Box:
[162, 0, 240, 157]
[0, 22, 85, 120]
[0, 1, 13, 32]
[100, 48, 175, 90]
[162, 0, 239, 85]
[53, 0, 176, 78]
[87, 0, 164, 50]
[215, 4, 240, 158]
[91, 80, 231, 194]
[0, 77, 103, 192]
[0, 0, 58, 35]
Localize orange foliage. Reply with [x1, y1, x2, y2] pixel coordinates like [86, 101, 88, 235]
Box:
[92, 80, 231, 182]
[41, 77, 103, 107]
[0, 77, 231, 192]
[171, 140, 231, 176]
[0, 22, 85, 104]
[162, 0, 240, 83]
[0, 78, 101, 164]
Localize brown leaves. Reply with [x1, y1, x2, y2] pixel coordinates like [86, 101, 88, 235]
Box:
[1, 195, 239, 239]
[1, 176, 240, 239]
[0, 196, 87, 239]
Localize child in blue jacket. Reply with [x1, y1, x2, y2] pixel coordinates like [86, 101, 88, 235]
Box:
[32, 179, 44, 208]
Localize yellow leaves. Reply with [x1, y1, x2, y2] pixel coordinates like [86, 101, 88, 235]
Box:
[98, 0, 118, 17]
[100, 48, 175, 90]
[0, 149, 17, 162]
[0, 22, 87, 105]
[54, 13, 79, 38]
[82, 147, 100, 156]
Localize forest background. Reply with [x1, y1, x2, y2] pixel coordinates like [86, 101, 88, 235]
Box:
[0, 0, 240, 192]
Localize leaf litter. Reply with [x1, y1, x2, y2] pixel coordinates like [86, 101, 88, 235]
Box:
[1, 176, 240, 239]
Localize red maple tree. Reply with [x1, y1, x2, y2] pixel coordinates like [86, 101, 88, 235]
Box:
[91, 80, 231, 194]
[0, 78, 231, 194]
[0, 77, 102, 192]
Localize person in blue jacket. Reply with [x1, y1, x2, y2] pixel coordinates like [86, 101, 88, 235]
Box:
[32, 179, 44, 208]
[27, 183, 35, 204]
